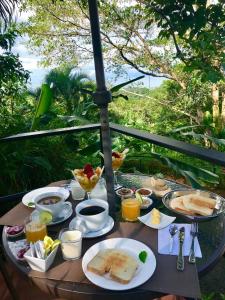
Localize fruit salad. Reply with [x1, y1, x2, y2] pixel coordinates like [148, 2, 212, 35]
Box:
[112, 149, 129, 171]
[72, 164, 102, 192]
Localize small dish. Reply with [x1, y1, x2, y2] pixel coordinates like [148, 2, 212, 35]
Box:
[116, 188, 133, 198]
[136, 188, 152, 197]
[138, 209, 176, 229]
[69, 216, 114, 238]
[8, 239, 30, 261]
[140, 197, 153, 209]
[24, 245, 58, 272]
[6, 225, 24, 238]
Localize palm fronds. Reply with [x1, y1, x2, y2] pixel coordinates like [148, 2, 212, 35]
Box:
[0, 0, 18, 29]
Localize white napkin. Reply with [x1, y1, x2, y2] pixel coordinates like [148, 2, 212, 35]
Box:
[158, 223, 202, 257]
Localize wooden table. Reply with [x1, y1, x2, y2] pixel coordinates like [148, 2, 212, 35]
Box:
[1, 174, 225, 300]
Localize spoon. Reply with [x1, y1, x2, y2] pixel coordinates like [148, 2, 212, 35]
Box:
[169, 224, 178, 254]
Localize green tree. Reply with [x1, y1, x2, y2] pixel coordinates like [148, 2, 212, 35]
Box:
[0, 26, 30, 136]
[44, 66, 94, 114]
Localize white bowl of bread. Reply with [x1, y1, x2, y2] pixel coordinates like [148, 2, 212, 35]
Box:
[162, 189, 225, 221]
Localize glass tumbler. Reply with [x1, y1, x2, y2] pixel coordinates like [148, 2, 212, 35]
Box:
[59, 228, 82, 260]
[122, 198, 140, 221]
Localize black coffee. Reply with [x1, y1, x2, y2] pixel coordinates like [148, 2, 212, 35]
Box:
[79, 206, 105, 216]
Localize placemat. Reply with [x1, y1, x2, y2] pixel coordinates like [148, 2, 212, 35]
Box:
[0, 181, 69, 226]
[0, 202, 33, 226]
[28, 222, 201, 299]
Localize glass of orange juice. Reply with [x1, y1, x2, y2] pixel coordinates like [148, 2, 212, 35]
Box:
[122, 198, 140, 221]
[24, 217, 47, 243]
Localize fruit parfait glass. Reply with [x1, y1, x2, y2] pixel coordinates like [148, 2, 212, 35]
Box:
[72, 164, 102, 200]
[112, 149, 129, 189]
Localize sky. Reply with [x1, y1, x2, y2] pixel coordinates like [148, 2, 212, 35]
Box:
[12, 11, 165, 90]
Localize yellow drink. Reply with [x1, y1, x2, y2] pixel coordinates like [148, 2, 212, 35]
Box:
[122, 198, 140, 221]
[25, 221, 47, 243]
[112, 157, 124, 171]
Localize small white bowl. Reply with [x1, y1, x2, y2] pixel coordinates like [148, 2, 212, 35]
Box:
[116, 188, 134, 199]
[24, 245, 58, 272]
[140, 197, 153, 209]
[136, 188, 153, 197]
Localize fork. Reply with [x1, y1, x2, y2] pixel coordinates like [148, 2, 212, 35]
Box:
[188, 222, 198, 264]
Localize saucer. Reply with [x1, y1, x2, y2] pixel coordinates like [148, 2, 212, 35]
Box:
[69, 216, 114, 238]
[31, 204, 73, 226]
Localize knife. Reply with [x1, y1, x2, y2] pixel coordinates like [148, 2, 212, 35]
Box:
[177, 227, 185, 271]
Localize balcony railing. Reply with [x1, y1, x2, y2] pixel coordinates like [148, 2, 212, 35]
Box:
[1, 122, 225, 203]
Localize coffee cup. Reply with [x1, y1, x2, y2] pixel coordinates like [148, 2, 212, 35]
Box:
[34, 191, 72, 220]
[75, 199, 109, 233]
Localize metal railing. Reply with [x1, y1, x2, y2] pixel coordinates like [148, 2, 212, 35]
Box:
[1, 122, 225, 203]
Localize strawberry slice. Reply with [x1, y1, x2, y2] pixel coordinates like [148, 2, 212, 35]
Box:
[84, 164, 94, 179]
[112, 152, 121, 158]
[84, 164, 93, 174]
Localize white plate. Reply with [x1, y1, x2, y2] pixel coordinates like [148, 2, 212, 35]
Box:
[22, 187, 70, 208]
[138, 209, 176, 229]
[82, 238, 156, 290]
[69, 216, 114, 238]
[31, 204, 73, 226]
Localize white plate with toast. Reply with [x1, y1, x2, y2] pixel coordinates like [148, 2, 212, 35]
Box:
[162, 189, 225, 221]
[82, 238, 156, 290]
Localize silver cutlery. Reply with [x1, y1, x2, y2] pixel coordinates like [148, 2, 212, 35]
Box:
[177, 227, 185, 271]
[169, 224, 178, 254]
[188, 222, 198, 264]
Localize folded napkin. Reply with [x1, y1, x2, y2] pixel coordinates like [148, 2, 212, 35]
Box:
[158, 223, 202, 257]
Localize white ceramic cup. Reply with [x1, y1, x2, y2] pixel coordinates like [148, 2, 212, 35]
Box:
[75, 199, 109, 233]
[34, 191, 72, 220]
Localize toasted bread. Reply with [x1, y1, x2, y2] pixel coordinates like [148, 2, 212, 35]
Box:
[183, 197, 213, 216]
[109, 250, 138, 284]
[170, 197, 196, 215]
[87, 249, 138, 284]
[87, 249, 113, 275]
[189, 195, 216, 209]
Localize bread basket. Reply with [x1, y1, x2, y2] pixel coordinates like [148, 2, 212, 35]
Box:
[162, 189, 225, 222]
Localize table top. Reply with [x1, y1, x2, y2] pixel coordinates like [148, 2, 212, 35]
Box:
[2, 173, 225, 300]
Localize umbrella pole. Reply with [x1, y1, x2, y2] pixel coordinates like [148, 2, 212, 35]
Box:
[88, 0, 115, 217]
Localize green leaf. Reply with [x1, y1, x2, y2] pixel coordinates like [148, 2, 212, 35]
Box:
[110, 76, 144, 93]
[139, 250, 147, 263]
[31, 83, 53, 130]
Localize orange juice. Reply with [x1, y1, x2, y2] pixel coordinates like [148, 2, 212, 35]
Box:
[25, 221, 47, 243]
[122, 198, 140, 221]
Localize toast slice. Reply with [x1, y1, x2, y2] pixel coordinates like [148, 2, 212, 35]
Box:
[87, 249, 113, 275]
[108, 250, 138, 284]
[170, 196, 195, 215]
[87, 249, 138, 284]
[189, 195, 216, 209]
[183, 197, 213, 216]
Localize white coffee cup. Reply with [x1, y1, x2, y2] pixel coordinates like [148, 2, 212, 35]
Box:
[34, 191, 72, 220]
[75, 199, 109, 233]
